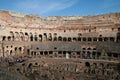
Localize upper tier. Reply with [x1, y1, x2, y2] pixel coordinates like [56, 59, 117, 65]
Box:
[0, 10, 120, 29]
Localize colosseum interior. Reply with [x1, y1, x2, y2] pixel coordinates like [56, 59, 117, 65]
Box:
[0, 10, 120, 80]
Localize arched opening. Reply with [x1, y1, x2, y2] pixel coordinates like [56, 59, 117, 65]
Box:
[10, 50, 12, 55]
[87, 48, 91, 50]
[20, 32, 25, 41]
[10, 31, 14, 41]
[68, 37, 71, 41]
[99, 63, 104, 68]
[14, 47, 17, 52]
[28, 63, 32, 68]
[104, 37, 108, 42]
[48, 33, 52, 41]
[93, 63, 97, 68]
[98, 38, 103, 41]
[85, 62, 90, 67]
[2, 36, 6, 41]
[113, 53, 118, 58]
[44, 51, 48, 56]
[39, 34, 42, 41]
[15, 32, 20, 41]
[78, 37, 81, 41]
[19, 47, 22, 51]
[73, 37, 77, 41]
[83, 37, 86, 41]
[8, 36, 11, 41]
[35, 35, 38, 41]
[63, 37, 67, 42]
[88, 37, 92, 41]
[30, 35, 33, 41]
[93, 37, 97, 41]
[54, 37, 57, 41]
[58, 36, 62, 41]
[110, 37, 115, 42]
[24, 32, 29, 41]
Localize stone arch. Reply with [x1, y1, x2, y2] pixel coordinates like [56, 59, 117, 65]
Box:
[58, 36, 62, 41]
[43, 33, 47, 41]
[8, 36, 11, 41]
[2, 36, 6, 41]
[104, 37, 108, 42]
[38, 34, 42, 41]
[85, 62, 90, 67]
[93, 37, 97, 41]
[19, 47, 22, 54]
[10, 31, 14, 41]
[34, 35, 38, 41]
[98, 37, 103, 41]
[10, 50, 13, 56]
[83, 37, 86, 41]
[30, 33, 33, 41]
[20, 32, 25, 41]
[24, 32, 29, 41]
[15, 32, 20, 41]
[68, 37, 72, 41]
[48, 33, 52, 41]
[73, 37, 77, 41]
[88, 37, 92, 41]
[28, 63, 33, 68]
[110, 37, 115, 42]
[78, 37, 81, 41]
[63, 37, 67, 42]
[99, 63, 104, 68]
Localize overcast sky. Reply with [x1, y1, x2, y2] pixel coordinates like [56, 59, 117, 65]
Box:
[0, 0, 120, 17]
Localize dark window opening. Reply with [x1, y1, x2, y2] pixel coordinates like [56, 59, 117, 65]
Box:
[2, 36, 6, 41]
[78, 37, 81, 41]
[8, 36, 11, 41]
[73, 37, 77, 41]
[63, 37, 67, 41]
[98, 38, 103, 41]
[113, 53, 118, 58]
[44, 51, 48, 55]
[93, 38, 97, 41]
[54, 37, 57, 41]
[15, 47, 17, 51]
[82, 48, 86, 50]
[104, 37, 108, 41]
[25, 32, 28, 35]
[83, 37, 86, 41]
[68, 37, 71, 41]
[118, 28, 120, 31]
[40, 52, 43, 55]
[58, 51, 62, 54]
[19, 47, 22, 51]
[85, 62, 90, 67]
[36, 47, 39, 50]
[58, 36, 62, 41]
[35, 35, 38, 41]
[30, 36, 33, 41]
[88, 37, 92, 41]
[110, 37, 115, 42]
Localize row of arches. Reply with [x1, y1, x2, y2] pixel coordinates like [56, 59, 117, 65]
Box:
[2, 35, 116, 42]
[28, 51, 119, 60]
[4, 47, 23, 57]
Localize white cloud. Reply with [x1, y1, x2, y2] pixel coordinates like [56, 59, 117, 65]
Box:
[13, 0, 78, 15]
